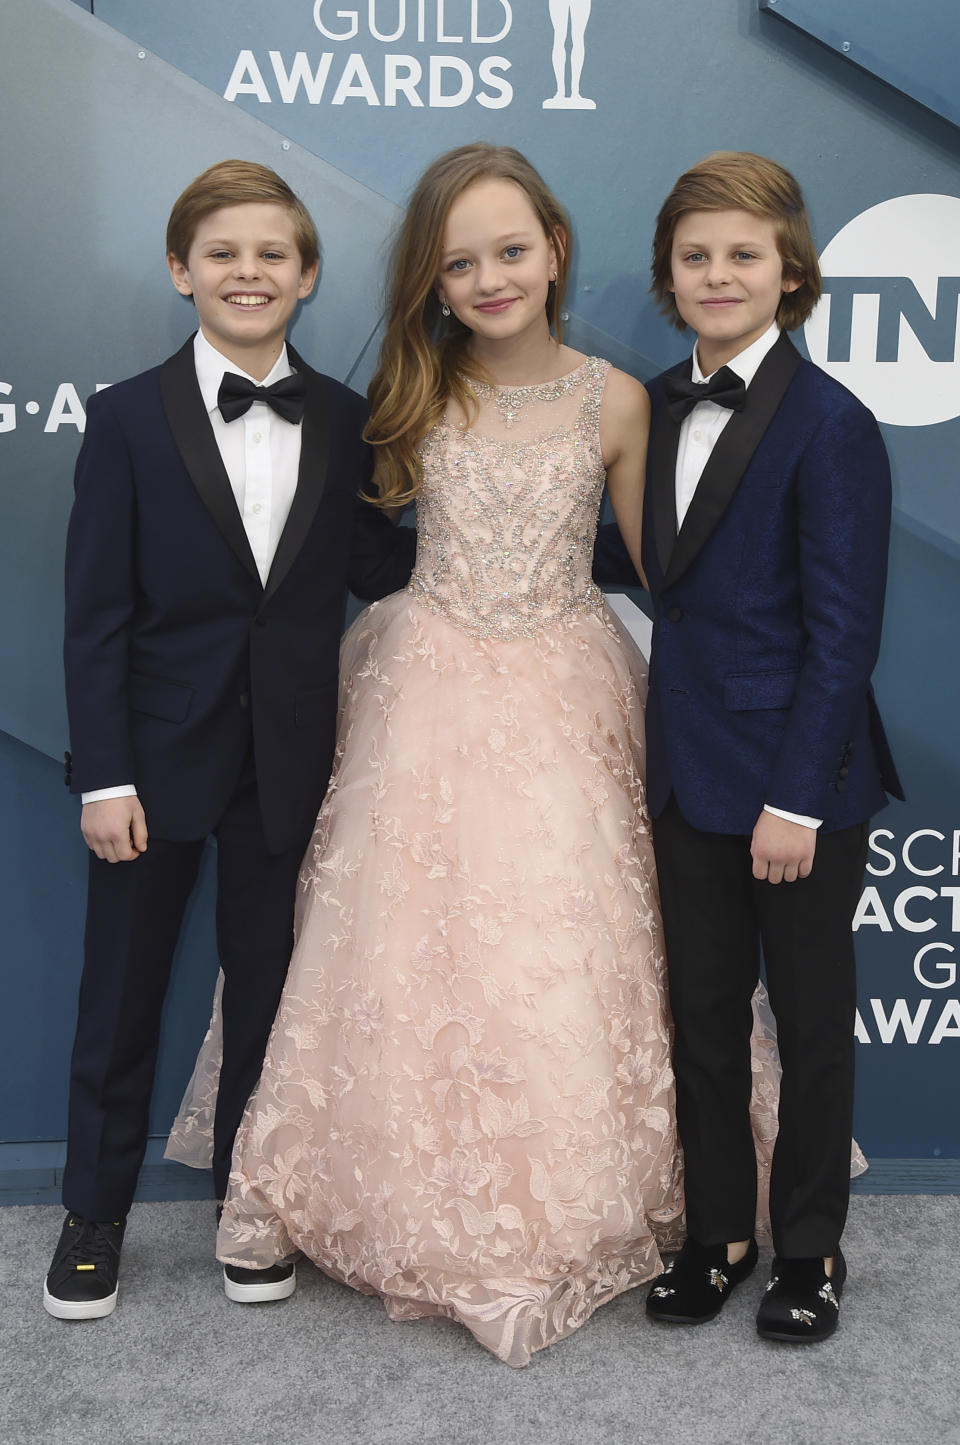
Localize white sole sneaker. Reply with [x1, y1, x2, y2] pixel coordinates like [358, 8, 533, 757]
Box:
[222, 1265, 296, 1303]
[43, 1281, 118, 1320]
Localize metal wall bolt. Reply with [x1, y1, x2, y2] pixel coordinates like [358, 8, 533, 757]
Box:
[842, 40, 851, 52]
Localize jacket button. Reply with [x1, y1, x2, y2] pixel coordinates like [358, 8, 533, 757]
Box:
[239, 692, 250, 708]
[254, 617, 267, 629]
[838, 765, 850, 778]
[835, 779, 847, 792]
[666, 606, 684, 623]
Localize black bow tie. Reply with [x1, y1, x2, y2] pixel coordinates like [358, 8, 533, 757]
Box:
[217, 371, 305, 424]
[662, 366, 747, 422]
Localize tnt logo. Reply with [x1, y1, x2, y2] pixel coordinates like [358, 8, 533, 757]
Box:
[804, 194, 960, 427]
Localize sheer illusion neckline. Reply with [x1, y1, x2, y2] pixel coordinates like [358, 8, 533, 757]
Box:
[448, 356, 600, 435]
[466, 356, 592, 402]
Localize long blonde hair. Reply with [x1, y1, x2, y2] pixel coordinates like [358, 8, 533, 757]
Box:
[365, 144, 571, 506]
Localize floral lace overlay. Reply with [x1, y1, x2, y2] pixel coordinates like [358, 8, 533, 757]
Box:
[166, 357, 861, 1366]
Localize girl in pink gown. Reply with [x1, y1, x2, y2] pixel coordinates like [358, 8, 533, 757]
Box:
[168, 144, 788, 1366]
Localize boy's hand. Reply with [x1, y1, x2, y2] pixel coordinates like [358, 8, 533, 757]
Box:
[750, 811, 816, 884]
[81, 798, 148, 863]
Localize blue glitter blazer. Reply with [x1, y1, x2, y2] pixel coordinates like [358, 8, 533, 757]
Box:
[639, 331, 903, 835]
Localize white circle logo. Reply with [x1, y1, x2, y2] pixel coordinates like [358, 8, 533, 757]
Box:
[804, 193, 960, 427]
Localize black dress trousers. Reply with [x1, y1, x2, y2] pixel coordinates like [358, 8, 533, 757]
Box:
[652, 795, 868, 1258]
[62, 748, 310, 1219]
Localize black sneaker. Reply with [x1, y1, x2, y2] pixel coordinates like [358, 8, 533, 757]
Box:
[223, 1260, 296, 1303]
[43, 1213, 126, 1320]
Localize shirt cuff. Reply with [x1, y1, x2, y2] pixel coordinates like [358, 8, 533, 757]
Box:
[81, 785, 138, 804]
[764, 803, 823, 830]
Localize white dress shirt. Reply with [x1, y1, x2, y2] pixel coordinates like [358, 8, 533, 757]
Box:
[193, 328, 302, 587]
[674, 323, 821, 830]
[674, 323, 779, 529]
[82, 329, 303, 804]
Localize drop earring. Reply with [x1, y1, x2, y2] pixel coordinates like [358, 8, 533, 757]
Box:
[440, 296, 451, 317]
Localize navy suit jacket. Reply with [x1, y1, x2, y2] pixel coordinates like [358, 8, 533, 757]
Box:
[631, 332, 903, 835]
[64, 335, 415, 854]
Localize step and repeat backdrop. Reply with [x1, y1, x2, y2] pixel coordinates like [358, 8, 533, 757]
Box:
[2, 0, 958, 1187]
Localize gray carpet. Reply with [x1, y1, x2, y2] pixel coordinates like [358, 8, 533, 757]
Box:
[3, 1198, 957, 1445]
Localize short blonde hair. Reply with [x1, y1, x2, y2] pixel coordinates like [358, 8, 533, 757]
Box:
[166, 159, 319, 270]
[651, 151, 822, 332]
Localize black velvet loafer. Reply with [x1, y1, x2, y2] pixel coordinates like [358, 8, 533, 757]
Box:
[646, 1237, 759, 1324]
[756, 1248, 847, 1343]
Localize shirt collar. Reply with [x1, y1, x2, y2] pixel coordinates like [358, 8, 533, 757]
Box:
[193, 329, 292, 417]
[692, 322, 780, 386]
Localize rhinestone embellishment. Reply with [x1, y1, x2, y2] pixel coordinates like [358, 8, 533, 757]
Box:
[407, 357, 609, 643]
[468, 361, 592, 429]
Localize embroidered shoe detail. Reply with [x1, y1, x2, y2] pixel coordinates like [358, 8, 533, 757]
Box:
[651, 1286, 676, 1298]
[818, 1282, 840, 1310]
[707, 1268, 729, 1293]
[789, 1307, 816, 1326]
[765, 1275, 778, 1292]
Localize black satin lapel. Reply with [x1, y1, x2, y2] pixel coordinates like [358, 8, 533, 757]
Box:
[159, 337, 261, 585]
[262, 351, 331, 604]
[663, 333, 802, 589]
[650, 411, 680, 580]
[649, 369, 687, 579]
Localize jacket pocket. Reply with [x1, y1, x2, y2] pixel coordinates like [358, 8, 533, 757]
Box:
[295, 683, 336, 728]
[128, 671, 194, 723]
[723, 669, 799, 711]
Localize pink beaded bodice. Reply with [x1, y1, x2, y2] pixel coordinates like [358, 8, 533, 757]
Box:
[407, 355, 609, 640]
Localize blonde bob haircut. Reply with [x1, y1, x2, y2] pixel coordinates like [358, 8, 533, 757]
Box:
[365, 143, 571, 507]
[166, 159, 320, 271]
[651, 151, 822, 333]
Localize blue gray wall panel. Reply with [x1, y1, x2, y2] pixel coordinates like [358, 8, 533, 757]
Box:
[4, 0, 959, 1188]
[761, 0, 960, 129]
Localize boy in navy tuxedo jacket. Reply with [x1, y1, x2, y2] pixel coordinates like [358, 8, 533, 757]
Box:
[633, 153, 903, 1342]
[44, 161, 415, 1320]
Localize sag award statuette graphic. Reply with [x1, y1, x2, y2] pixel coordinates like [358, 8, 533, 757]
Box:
[543, 0, 595, 110]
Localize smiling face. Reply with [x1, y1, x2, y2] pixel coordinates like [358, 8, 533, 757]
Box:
[168, 202, 318, 378]
[669, 208, 800, 373]
[436, 178, 558, 351]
